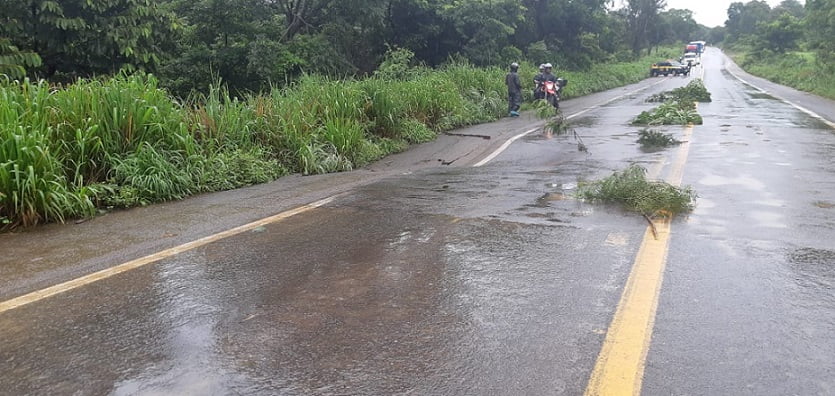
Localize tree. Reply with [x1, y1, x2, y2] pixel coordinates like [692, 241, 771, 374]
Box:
[708, 26, 728, 45]
[805, 0, 835, 68]
[513, 0, 613, 67]
[760, 13, 803, 52]
[725, 0, 772, 43]
[440, 0, 526, 65]
[624, 0, 667, 55]
[274, 0, 338, 40]
[773, 0, 805, 19]
[0, 38, 41, 78]
[1, 0, 176, 77]
[661, 9, 701, 44]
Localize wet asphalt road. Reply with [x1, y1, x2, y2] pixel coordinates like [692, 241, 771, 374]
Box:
[1, 49, 834, 395]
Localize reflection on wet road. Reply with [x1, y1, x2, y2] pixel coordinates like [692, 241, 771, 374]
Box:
[643, 51, 835, 395]
[0, 164, 645, 394]
[2, 49, 835, 395]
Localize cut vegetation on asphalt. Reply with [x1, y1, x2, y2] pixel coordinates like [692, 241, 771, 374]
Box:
[577, 164, 697, 219]
[634, 80, 711, 126]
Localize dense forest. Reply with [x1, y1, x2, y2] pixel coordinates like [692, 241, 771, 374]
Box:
[2, 0, 714, 95]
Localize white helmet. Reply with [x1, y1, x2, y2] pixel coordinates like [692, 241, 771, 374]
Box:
[544, 63, 553, 69]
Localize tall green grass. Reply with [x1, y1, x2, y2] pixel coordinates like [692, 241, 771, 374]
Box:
[2, 54, 666, 229]
[731, 50, 835, 100]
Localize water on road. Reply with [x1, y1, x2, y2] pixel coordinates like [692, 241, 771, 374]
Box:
[2, 49, 834, 395]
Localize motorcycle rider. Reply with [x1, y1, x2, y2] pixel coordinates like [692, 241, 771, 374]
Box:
[505, 62, 522, 117]
[533, 64, 545, 100]
[538, 63, 562, 109]
[535, 63, 559, 100]
[541, 63, 558, 85]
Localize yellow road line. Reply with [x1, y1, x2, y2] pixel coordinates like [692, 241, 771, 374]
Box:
[585, 115, 696, 395]
[0, 196, 337, 314]
[585, 220, 671, 396]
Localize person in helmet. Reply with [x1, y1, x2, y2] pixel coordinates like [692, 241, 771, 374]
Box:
[505, 62, 522, 117]
[537, 63, 564, 109]
[541, 63, 558, 84]
[533, 64, 546, 100]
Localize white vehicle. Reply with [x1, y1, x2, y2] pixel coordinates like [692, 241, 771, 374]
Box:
[682, 52, 700, 66]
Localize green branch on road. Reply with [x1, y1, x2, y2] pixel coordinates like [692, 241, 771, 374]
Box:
[577, 165, 696, 218]
[637, 129, 682, 148]
[646, 80, 712, 103]
[633, 80, 711, 126]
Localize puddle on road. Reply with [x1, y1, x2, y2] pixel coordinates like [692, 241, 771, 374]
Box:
[699, 174, 766, 191]
[529, 192, 571, 209]
[568, 116, 598, 128]
[748, 92, 778, 100]
[788, 248, 835, 290]
[797, 116, 835, 131]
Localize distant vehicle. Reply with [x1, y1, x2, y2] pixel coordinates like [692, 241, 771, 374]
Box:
[685, 44, 699, 53]
[682, 52, 700, 66]
[688, 41, 706, 54]
[650, 60, 689, 77]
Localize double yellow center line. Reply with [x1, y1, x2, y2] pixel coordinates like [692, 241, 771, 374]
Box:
[585, 114, 695, 395]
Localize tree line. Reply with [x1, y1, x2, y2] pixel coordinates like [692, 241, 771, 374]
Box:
[3, 0, 714, 96]
[710, 0, 835, 65]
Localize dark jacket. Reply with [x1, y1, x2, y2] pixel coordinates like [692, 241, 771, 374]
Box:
[505, 72, 522, 94]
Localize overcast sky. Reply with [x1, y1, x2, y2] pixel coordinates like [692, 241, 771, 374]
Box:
[663, 0, 803, 28]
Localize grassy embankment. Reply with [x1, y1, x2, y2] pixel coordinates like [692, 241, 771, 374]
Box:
[1, 52, 675, 229]
[729, 49, 835, 100]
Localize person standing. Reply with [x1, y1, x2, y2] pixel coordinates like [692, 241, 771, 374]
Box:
[505, 62, 522, 117]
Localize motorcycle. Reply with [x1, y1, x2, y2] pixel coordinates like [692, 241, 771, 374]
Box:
[540, 78, 568, 111]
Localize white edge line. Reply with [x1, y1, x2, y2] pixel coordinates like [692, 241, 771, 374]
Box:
[725, 62, 835, 130]
[473, 78, 670, 168]
[472, 126, 540, 167]
[0, 195, 338, 313]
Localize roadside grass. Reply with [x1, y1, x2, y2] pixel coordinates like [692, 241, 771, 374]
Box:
[577, 164, 696, 217]
[1, 49, 681, 229]
[729, 50, 835, 101]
